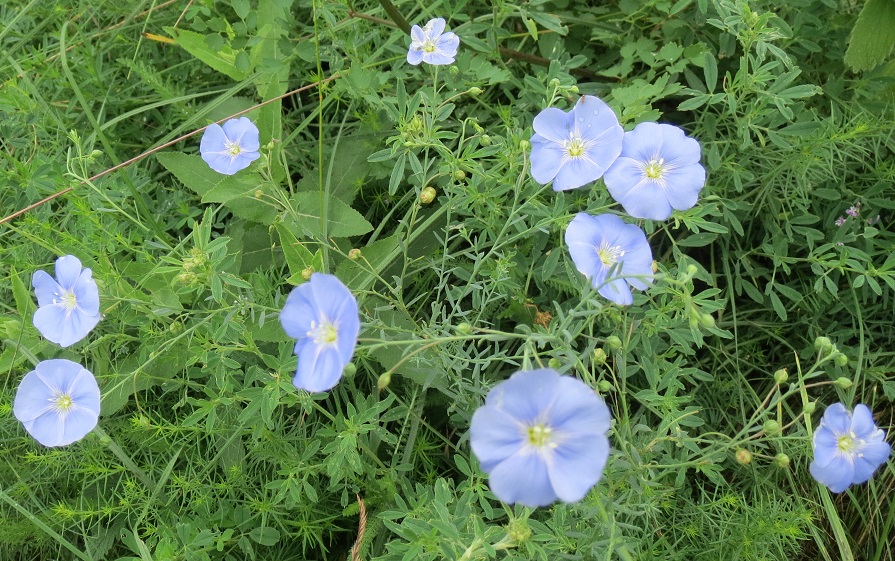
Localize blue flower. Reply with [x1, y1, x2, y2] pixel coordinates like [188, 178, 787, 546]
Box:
[810, 403, 890, 493]
[407, 18, 460, 66]
[564, 213, 653, 305]
[470, 369, 611, 507]
[530, 95, 624, 192]
[199, 117, 261, 175]
[603, 122, 706, 220]
[280, 273, 360, 392]
[13, 359, 101, 447]
[32, 255, 101, 347]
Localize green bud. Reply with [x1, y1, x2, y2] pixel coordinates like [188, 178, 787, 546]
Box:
[592, 348, 607, 364]
[467, 87, 483, 96]
[452, 169, 467, 181]
[449, 65, 460, 75]
[814, 336, 832, 352]
[773, 453, 790, 469]
[505, 518, 532, 545]
[735, 448, 753, 465]
[519, 139, 531, 151]
[138, 416, 152, 430]
[568, 85, 579, 94]
[301, 268, 313, 281]
[763, 420, 781, 435]
[89, 149, 103, 159]
[605, 335, 622, 351]
[699, 313, 715, 329]
[549, 78, 561, 87]
[773, 368, 788, 384]
[803, 401, 817, 415]
[377, 372, 392, 391]
[834, 353, 848, 366]
[456, 322, 473, 335]
[348, 248, 362, 260]
[99, 435, 112, 447]
[265, 140, 276, 150]
[480, 135, 492, 146]
[686, 264, 698, 277]
[834, 377, 852, 389]
[343, 362, 357, 378]
[597, 380, 613, 393]
[547, 357, 562, 370]
[420, 186, 437, 204]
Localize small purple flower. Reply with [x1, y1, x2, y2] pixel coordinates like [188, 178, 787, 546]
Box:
[565, 213, 654, 305]
[868, 214, 881, 226]
[603, 122, 706, 220]
[470, 369, 611, 507]
[407, 18, 459, 66]
[280, 273, 360, 392]
[32, 255, 101, 347]
[199, 117, 261, 175]
[846, 204, 861, 217]
[13, 359, 101, 447]
[809, 403, 890, 493]
[834, 217, 846, 227]
[530, 96, 624, 192]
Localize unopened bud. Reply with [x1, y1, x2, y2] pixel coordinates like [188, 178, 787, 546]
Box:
[377, 372, 391, 391]
[597, 380, 613, 393]
[834, 353, 848, 366]
[549, 78, 561, 87]
[814, 336, 832, 352]
[547, 358, 562, 370]
[773, 368, 788, 384]
[592, 348, 607, 364]
[568, 85, 579, 94]
[254, 189, 264, 199]
[343, 362, 356, 378]
[699, 313, 715, 329]
[99, 435, 112, 447]
[803, 402, 817, 415]
[763, 420, 781, 435]
[449, 65, 459, 75]
[686, 264, 698, 277]
[467, 87, 483, 96]
[420, 186, 437, 204]
[735, 449, 753, 465]
[605, 336, 622, 351]
[505, 518, 532, 545]
[456, 322, 473, 335]
[480, 135, 491, 146]
[138, 416, 152, 430]
[348, 248, 362, 260]
[773, 453, 790, 469]
[453, 169, 467, 181]
[834, 377, 852, 389]
[301, 268, 313, 280]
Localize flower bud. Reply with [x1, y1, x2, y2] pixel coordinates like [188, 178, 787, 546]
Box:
[763, 420, 781, 435]
[834, 353, 848, 366]
[549, 78, 561, 87]
[597, 380, 613, 393]
[814, 336, 832, 352]
[301, 268, 313, 281]
[519, 139, 531, 151]
[686, 264, 698, 277]
[343, 362, 357, 378]
[592, 348, 607, 364]
[453, 169, 467, 181]
[467, 87, 483, 96]
[420, 186, 437, 204]
[547, 358, 562, 370]
[505, 518, 532, 545]
[568, 85, 579, 94]
[480, 135, 492, 146]
[348, 248, 362, 260]
[456, 322, 473, 335]
[605, 335, 622, 351]
[449, 65, 459, 75]
[138, 416, 152, 430]
[773, 453, 790, 469]
[99, 435, 112, 447]
[699, 313, 715, 329]
[735, 448, 753, 465]
[772, 368, 788, 384]
[254, 189, 264, 199]
[834, 377, 852, 389]
[377, 372, 391, 391]
[803, 402, 817, 415]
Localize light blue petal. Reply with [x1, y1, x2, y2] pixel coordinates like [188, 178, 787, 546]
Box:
[655, 124, 702, 166]
[547, 433, 610, 502]
[68, 367, 101, 415]
[564, 214, 602, 280]
[59, 406, 99, 446]
[552, 155, 604, 191]
[484, 369, 561, 424]
[54, 256, 83, 289]
[200, 123, 228, 154]
[410, 25, 426, 43]
[532, 107, 572, 144]
[469, 405, 525, 472]
[424, 51, 456, 66]
[307, 273, 358, 329]
[73, 269, 100, 315]
[547, 376, 612, 435]
[809, 455, 854, 493]
[530, 136, 566, 184]
[221, 117, 260, 150]
[427, 18, 446, 37]
[32, 270, 62, 307]
[295, 344, 344, 392]
[487, 451, 556, 507]
[573, 96, 622, 143]
[812, 426, 840, 468]
[33, 305, 69, 346]
[436, 32, 459, 58]
[598, 277, 634, 305]
[822, 403, 851, 434]
[201, 151, 239, 175]
[858, 438, 891, 468]
[13, 371, 53, 423]
[280, 287, 316, 339]
[664, 164, 705, 211]
[850, 404, 878, 437]
[25, 413, 66, 447]
[407, 49, 424, 65]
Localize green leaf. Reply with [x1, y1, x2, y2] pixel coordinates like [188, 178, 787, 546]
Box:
[844, 0, 895, 71]
[164, 27, 249, 81]
[336, 234, 402, 291]
[9, 266, 34, 318]
[249, 527, 280, 546]
[275, 222, 324, 279]
[287, 193, 373, 238]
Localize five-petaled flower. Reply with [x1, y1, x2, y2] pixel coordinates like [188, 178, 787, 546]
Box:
[565, 213, 654, 305]
[530, 95, 624, 192]
[280, 273, 360, 392]
[13, 359, 101, 447]
[809, 403, 890, 493]
[32, 255, 101, 347]
[199, 117, 261, 175]
[603, 122, 706, 220]
[407, 18, 460, 66]
[470, 368, 611, 507]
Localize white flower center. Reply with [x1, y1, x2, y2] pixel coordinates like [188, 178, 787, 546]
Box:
[308, 320, 339, 347]
[525, 423, 557, 450]
[565, 135, 586, 158]
[422, 39, 437, 53]
[54, 289, 78, 311]
[224, 140, 243, 156]
[643, 157, 666, 180]
[597, 242, 625, 267]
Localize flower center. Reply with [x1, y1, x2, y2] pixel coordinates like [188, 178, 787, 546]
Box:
[308, 320, 339, 347]
[597, 242, 625, 267]
[53, 393, 73, 413]
[566, 136, 586, 158]
[55, 290, 78, 311]
[422, 39, 437, 53]
[643, 158, 666, 179]
[526, 423, 555, 449]
[224, 140, 243, 156]
[837, 432, 859, 454]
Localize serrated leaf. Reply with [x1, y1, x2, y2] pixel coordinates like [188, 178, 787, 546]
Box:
[844, 0, 895, 71]
[164, 27, 249, 80]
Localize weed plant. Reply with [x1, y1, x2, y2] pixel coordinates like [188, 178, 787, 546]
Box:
[1, 0, 894, 560]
